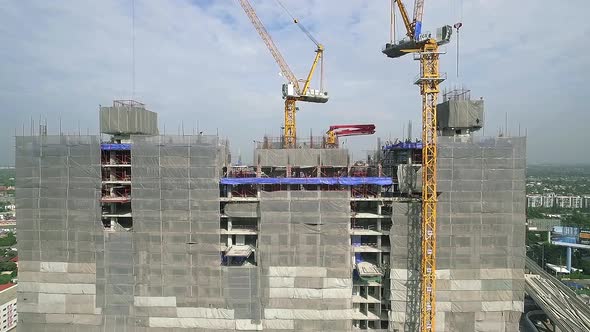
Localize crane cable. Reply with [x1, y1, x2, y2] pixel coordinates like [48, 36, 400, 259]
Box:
[131, 0, 136, 99]
[274, 0, 325, 90]
[454, 0, 463, 78]
[274, 0, 320, 48]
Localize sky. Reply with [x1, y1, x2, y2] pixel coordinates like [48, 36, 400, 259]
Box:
[0, 0, 589, 165]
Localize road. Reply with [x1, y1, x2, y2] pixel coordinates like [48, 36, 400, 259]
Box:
[525, 257, 590, 332]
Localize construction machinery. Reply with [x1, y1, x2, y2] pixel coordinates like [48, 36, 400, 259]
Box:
[326, 124, 376, 148]
[238, 0, 328, 148]
[383, 1, 452, 331]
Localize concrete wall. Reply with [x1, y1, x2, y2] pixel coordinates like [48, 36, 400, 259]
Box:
[254, 149, 348, 167]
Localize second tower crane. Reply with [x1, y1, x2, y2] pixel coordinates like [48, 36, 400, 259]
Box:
[238, 0, 328, 148]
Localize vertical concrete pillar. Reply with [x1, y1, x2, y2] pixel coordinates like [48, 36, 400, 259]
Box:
[566, 246, 572, 272]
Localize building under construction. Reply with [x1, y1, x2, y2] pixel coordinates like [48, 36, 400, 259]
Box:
[16, 95, 525, 331]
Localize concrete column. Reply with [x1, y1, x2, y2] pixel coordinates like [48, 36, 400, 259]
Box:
[566, 246, 572, 272]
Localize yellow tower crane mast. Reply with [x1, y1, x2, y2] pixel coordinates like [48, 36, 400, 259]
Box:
[383, 1, 452, 331]
[238, 0, 328, 148]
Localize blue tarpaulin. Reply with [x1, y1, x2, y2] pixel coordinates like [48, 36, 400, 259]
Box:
[383, 142, 423, 150]
[220, 177, 393, 186]
[355, 253, 363, 263]
[101, 143, 132, 151]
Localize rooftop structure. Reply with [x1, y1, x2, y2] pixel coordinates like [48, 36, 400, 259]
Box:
[99, 100, 158, 136]
[437, 89, 484, 136]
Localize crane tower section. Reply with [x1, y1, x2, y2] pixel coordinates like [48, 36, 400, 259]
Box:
[382, 1, 452, 331]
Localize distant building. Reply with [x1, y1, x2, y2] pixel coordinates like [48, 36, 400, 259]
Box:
[584, 196, 590, 209]
[554, 195, 584, 209]
[0, 187, 14, 198]
[543, 193, 555, 208]
[527, 195, 543, 208]
[573, 196, 583, 209]
[527, 218, 561, 232]
[555, 196, 572, 208]
[0, 283, 17, 331]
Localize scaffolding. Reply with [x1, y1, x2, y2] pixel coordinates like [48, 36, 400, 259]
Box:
[16, 135, 104, 330]
[387, 136, 526, 331]
[16, 120, 525, 331]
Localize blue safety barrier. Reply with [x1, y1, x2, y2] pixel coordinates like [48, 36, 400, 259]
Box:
[383, 142, 423, 150]
[101, 143, 132, 151]
[220, 177, 393, 186]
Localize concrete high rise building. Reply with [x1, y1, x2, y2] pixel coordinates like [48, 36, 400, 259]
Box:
[384, 91, 526, 331]
[16, 98, 525, 331]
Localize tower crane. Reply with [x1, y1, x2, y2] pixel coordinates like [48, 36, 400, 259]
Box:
[238, 0, 328, 148]
[326, 124, 376, 148]
[382, 1, 452, 331]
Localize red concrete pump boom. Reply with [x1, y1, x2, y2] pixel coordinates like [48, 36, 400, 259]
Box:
[326, 124, 376, 147]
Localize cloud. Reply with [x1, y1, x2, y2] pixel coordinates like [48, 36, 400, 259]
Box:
[0, 0, 588, 165]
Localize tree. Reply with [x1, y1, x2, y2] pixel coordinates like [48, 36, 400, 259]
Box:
[0, 262, 16, 272]
[0, 233, 16, 247]
[580, 260, 590, 275]
[0, 274, 12, 285]
[529, 243, 564, 267]
[563, 212, 590, 229]
[527, 208, 544, 219]
[4, 250, 16, 260]
[526, 231, 546, 245]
